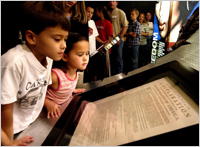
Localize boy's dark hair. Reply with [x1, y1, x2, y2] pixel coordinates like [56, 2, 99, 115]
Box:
[20, 1, 71, 41]
[53, 33, 88, 69]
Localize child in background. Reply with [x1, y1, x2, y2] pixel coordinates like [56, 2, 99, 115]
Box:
[124, 8, 141, 72]
[83, 5, 104, 82]
[95, 5, 113, 79]
[138, 12, 149, 68]
[1, 1, 71, 146]
[95, 5, 113, 46]
[44, 33, 89, 119]
[87, 5, 100, 56]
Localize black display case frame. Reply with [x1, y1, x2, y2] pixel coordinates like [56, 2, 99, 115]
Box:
[42, 60, 199, 146]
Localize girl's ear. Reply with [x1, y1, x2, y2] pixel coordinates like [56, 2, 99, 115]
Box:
[25, 30, 36, 45]
[62, 53, 68, 62]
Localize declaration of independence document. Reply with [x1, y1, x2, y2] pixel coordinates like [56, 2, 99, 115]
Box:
[69, 77, 199, 146]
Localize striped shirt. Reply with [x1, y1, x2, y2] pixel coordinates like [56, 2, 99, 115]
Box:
[46, 68, 78, 104]
[140, 23, 149, 45]
[127, 20, 141, 47]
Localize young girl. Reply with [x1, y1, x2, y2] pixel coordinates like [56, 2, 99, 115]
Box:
[138, 12, 149, 68]
[95, 5, 113, 80]
[95, 5, 113, 45]
[44, 33, 89, 119]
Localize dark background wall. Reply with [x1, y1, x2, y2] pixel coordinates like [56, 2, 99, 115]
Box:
[85, 1, 156, 22]
[1, 1, 24, 55]
[1, 1, 156, 55]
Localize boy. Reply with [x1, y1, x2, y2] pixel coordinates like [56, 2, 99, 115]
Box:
[84, 5, 104, 82]
[1, 2, 71, 146]
[124, 8, 141, 71]
[86, 5, 100, 56]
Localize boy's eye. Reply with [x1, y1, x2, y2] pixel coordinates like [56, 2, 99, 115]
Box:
[78, 54, 83, 56]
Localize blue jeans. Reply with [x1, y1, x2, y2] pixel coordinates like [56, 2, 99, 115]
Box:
[127, 45, 139, 71]
[110, 40, 124, 76]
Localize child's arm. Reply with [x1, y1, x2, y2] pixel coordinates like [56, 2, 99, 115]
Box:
[73, 89, 86, 94]
[48, 71, 59, 90]
[141, 25, 149, 37]
[96, 36, 106, 44]
[44, 98, 61, 119]
[141, 31, 149, 37]
[125, 32, 137, 38]
[1, 104, 34, 146]
[44, 71, 61, 119]
[1, 129, 34, 146]
[1, 104, 13, 145]
[126, 23, 141, 38]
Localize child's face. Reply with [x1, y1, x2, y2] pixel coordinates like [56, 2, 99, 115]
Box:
[86, 7, 94, 21]
[95, 9, 101, 18]
[66, 40, 89, 71]
[130, 11, 138, 21]
[139, 14, 145, 23]
[33, 26, 69, 62]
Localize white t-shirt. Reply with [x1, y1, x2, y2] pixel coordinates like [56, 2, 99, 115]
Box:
[1, 44, 53, 134]
[147, 21, 154, 36]
[88, 19, 99, 55]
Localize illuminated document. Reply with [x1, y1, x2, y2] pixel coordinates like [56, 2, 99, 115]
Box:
[69, 77, 199, 146]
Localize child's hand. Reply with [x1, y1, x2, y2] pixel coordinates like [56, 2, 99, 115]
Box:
[10, 136, 34, 146]
[73, 88, 86, 94]
[129, 32, 134, 35]
[45, 100, 61, 119]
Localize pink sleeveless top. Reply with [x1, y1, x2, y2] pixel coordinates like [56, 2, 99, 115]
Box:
[46, 68, 78, 104]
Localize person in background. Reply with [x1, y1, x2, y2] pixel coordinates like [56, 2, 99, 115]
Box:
[53, 1, 88, 39]
[146, 12, 154, 64]
[44, 34, 89, 119]
[83, 5, 104, 82]
[122, 20, 130, 74]
[96, 5, 113, 46]
[124, 8, 141, 72]
[138, 12, 149, 68]
[1, 1, 71, 145]
[87, 5, 102, 56]
[95, 5, 113, 79]
[107, 1, 128, 76]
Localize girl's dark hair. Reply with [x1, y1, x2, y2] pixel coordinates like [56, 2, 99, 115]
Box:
[53, 33, 88, 69]
[65, 33, 88, 54]
[96, 5, 111, 22]
[20, 1, 71, 41]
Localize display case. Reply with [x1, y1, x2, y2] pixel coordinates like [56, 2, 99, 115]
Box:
[42, 60, 199, 146]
